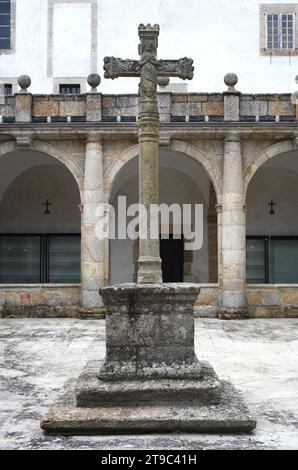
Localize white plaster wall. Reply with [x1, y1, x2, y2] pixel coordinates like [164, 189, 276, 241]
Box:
[0, 0, 297, 94]
[53, 4, 91, 77]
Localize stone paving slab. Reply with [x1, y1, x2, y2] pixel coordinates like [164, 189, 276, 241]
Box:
[0, 318, 297, 449]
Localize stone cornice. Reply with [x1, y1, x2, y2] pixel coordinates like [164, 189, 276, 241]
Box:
[0, 121, 297, 142]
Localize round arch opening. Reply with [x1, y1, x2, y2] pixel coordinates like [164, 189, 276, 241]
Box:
[108, 149, 218, 285]
[0, 150, 81, 284]
[246, 149, 298, 284]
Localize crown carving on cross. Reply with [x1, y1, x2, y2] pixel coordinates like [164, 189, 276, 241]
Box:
[138, 24, 160, 34]
[138, 24, 160, 58]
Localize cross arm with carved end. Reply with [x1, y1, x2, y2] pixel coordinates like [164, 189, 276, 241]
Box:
[103, 57, 194, 80]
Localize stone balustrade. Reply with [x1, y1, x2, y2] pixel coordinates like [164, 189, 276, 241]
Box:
[0, 91, 295, 124]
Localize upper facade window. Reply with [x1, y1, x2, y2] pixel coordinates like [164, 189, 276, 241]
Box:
[4, 83, 12, 95]
[260, 4, 298, 55]
[59, 84, 81, 95]
[0, 0, 11, 50]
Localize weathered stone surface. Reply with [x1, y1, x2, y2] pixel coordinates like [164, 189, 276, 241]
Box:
[224, 93, 240, 121]
[33, 99, 59, 117]
[240, 98, 268, 116]
[41, 376, 256, 434]
[0, 305, 80, 318]
[171, 94, 187, 103]
[75, 360, 221, 407]
[86, 93, 102, 121]
[202, 101, 224, 116]
[218, 307, 249, 320]
[15, 93, 32, 122]
[59, 100, 86, 116]
[268, 100, 295, 116]
[195, 287, 218, 306]
[99, 283, 201, 380]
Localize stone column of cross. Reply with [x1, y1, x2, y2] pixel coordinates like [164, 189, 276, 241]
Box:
[104, 24, 194, 283]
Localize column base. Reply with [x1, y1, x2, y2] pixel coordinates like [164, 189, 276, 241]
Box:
[218, 307, 249, 320]
[137, 256, 162, 284]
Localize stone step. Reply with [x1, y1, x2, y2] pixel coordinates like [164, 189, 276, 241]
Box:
[75, 361, 221, 407]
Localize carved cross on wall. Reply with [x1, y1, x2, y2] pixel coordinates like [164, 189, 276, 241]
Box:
[268, 200, 276, 215]
[43, 200, 52, 215]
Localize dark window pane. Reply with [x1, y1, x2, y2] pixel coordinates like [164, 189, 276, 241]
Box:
[0, 37, 10, 48]
[48, 236, 81, 283]
[59, 84, 80, 95]
[246, 239, 266, 283]
[0, 236, 41, 283]
[4, 83, 12, 95]
[271, 239, 298, 283]
[0, 25, 10, 36]
[0, 14, 10, 26]
[0, 2, 10, 14]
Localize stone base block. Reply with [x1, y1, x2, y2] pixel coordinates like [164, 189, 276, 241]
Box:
[75, 361, 221, 407]
[137, 257, 163, 284]
[41, 377, 256, 435]
[218, 307, 249, 320]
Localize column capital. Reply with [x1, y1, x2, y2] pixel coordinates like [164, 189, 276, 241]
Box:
[86, 135, 103, 145]
[224, 133, 241, 144]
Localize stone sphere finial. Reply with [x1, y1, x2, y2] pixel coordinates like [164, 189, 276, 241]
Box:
[87, 73, 101, 92]
[224, 73, 238, 91]
[157, 77, 170, 88]
[17, 75, 31, 93]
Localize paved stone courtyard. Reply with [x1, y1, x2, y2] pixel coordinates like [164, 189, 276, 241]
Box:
[0, 318, 297, 450]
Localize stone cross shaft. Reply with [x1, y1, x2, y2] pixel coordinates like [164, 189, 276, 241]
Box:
[104, 24, 194, 283]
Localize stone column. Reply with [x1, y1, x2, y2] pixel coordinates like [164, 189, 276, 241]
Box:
[81, 137, 105, 309]
[216, 204, 223, 292]
[219, 134, 247, 319]
[137, 63, 162, 284]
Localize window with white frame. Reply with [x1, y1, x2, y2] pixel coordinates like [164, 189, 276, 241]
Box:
[266, 13, 295, 50]
[260, 4, 298, 56]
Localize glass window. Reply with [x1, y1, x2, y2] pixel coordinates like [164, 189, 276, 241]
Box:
[0, 0, 11, 49]
[0, 236, 41, 283]
[271, 238, 298, 283]
[48, 236, 81, 283]
[0, 234, 80, 284]
[4, 83, 12, 95]
[59, 84, 81, 95]
[246, 238, 267, 284]
[266, 13, 295, 51]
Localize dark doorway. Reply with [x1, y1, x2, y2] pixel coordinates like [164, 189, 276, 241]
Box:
[160, 235, 184, 282]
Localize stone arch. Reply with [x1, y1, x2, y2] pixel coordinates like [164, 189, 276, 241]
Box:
[0, 139, 84, 201]
[104, 139, 222, 203]
[244, 140, 295, 196]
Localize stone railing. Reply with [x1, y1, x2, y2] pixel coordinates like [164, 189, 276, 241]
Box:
[0, 73, 296, 124]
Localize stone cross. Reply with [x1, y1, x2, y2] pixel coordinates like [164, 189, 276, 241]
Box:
[104, 24, 194, 283]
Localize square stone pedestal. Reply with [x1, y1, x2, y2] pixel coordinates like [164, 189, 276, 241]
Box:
[41, 284, 256, 434]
